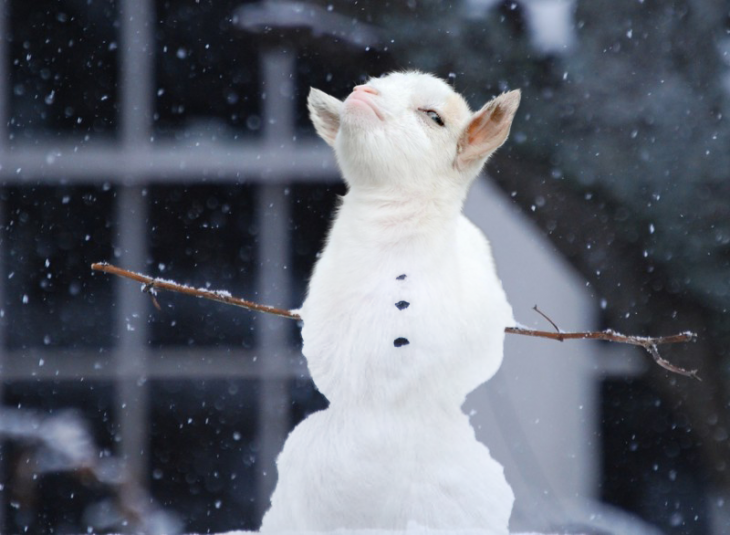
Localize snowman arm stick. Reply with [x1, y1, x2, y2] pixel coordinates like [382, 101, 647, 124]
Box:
[91, 262, 298, 320]
[91, 262, 699, 380]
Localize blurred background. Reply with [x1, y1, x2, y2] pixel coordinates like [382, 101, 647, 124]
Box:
[0, 0, 728, 533]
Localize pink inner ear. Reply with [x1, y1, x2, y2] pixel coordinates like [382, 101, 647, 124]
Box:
[467, 123, 479, 145]
[319, 110, 339, 140]
[469, 104, 505, 147]
[456, 97, 518, 171]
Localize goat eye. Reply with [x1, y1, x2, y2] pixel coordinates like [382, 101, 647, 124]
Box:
[419, 108, 445, 127]
[426, 110, 444, 126]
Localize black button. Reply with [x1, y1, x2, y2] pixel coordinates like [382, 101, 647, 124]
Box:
[394, 337, 410, 347]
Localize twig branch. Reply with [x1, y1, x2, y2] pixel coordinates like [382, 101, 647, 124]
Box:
[514, 306, 700, 380]
[91, 262, 699, 380]
[92, 262, 298, 320]
[532, 304, 561, 334]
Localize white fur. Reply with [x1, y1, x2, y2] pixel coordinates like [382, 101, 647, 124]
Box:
[261, 72, 520, 533]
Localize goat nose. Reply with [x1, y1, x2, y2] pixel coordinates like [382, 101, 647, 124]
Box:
[353, 85, 379, 95]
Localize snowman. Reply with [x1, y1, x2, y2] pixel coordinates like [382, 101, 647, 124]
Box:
[261, 71, 520, 534]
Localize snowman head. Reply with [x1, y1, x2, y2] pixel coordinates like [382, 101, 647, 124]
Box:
[307, 71, 520, 195]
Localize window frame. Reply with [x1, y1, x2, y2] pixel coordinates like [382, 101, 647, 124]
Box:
[0, 0, 338, 527]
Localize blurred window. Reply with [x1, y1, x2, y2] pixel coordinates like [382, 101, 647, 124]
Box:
[149, 379, 260, 533]
[3, 185, 115, 350]
[8, 0, 119, 141]
[3, 381, 116, 534]
[154, 0, 262, 139]
[147, 184, 257, 348]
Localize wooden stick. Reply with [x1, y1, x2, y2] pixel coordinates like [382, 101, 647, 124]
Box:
[91, 262, 298, 320]
[91, 262, 699, 380]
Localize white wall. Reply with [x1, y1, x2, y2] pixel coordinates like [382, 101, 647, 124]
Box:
[462, 177, 600, 532]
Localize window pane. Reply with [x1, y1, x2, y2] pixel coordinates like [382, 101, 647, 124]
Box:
[149, 379, 260, 532]
[154, 0, 261, 138]
[2, 380, 116, 534]
[8, 0, 119, 140]
[3, 185, 115, 350]
[147, 184, 257, 347]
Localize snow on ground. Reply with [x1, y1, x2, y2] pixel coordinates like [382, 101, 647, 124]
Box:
[82, 532, 560, 535]
[210, 532, 557, 535]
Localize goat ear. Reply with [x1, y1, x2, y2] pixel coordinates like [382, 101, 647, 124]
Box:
[456, 90, 521, 170]
[308, 88, 343, 147]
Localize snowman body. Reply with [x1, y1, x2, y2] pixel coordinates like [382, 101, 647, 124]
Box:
[262, 202, 513, 531]
[260, 72, 521, 532]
